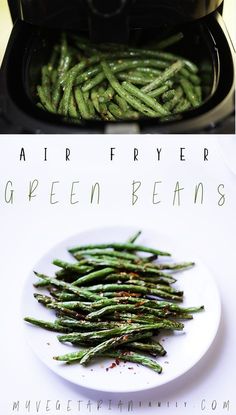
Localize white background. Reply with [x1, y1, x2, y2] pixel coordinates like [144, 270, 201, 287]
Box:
[0, 135, 236, 414]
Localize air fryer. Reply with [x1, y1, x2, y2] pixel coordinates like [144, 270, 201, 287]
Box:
[0, 0, 235, 133]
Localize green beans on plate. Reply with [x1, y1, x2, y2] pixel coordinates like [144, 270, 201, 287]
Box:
[36, 32, 204, 122]
[24, 230, 204, 373]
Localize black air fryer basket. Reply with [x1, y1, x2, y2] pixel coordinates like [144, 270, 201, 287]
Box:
[0, 0, 235, 133]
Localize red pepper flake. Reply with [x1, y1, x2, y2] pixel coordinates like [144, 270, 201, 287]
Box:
[115, 358, 120, 365]
[106, 361, 117, 371]
[130, 272, 139, 277]
[134, 301, 146, 307]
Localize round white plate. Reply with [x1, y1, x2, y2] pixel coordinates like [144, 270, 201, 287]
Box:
[22, 226, 221, 393]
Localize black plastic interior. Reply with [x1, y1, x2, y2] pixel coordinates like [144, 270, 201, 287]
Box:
[15, 0, 224, 32]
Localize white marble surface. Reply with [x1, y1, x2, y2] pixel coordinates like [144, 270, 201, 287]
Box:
[0, 0, 12, 65]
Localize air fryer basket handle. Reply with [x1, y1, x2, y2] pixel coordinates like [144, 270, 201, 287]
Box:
[86, 0, 131, 42]
[87, 0, 128, 18]
[7, 0, 21, 24]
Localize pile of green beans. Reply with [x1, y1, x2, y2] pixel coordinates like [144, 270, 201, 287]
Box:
[25, 230, 204, 373]
[36, 32, 203, 122]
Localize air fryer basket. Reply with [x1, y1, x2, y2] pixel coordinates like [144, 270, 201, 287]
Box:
[0, 12, 234, 133]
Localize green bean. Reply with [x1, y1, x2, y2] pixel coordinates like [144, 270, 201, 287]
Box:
[88, 99, 96, 117]
[52, 33, 72, 110]
[162, 89, 176, 102]
[114, 95, 129, 112]
[110, 59, 170, 71]
[72, 267, 114, 286]
[104, 273, 176, 285]
[74, 87, 91, 119]
[174, 98, 191, 114]
[122, 81, 169, 116]
[50, 292, 82, 301]
[127, 341, 166, 356]
[61, 58, 97, 87]
[100, 61, 159, 118]
[53, 301, 92, 311]
[58, 324, 147, 343]
[126, 48, 198, 74]
[135, 67, 162, 76]
[34, 294, 85, 320]
[91, 88, 100, 113]
[34, 272, 101, 301]
[179, 67, 201, 85]
[81, 257, 193, 272]
[76, 66, 101, 85]
[24, 317, 72, 333]
[54, 348, 163, 373]
[74, 249, 143, 262]
[108, 103, 123, 119]
[98, 86, 115, 103]
[82, 71, 105, 92]
[41, 66, 52, 102]
[163, 87, 184, 112]
[60, 84, 72, 116]
[77, 39, 99, 56]
[194, 85, 202, 102]
[117, 73, 155, 85]
[56, 266, 93, 278]
[149, 32, 184, 50]
[98, 85, 106, 95]
[148, 82, 173, 98]
[36, 102, 45, 110]
[99, 103, 116, 121]
[80, 331, 154, 365]
[69, 241, 171, 256]
[56, 318, 123, 330]
[87, 304, 175, 320]
[47, 46, 59, 72]
[179, 78, 200, 108]
[51, 69, 58, 86]
[109, 312, 192, 323]
[37, 86, 55, 113]
[91, 297, 203, 313]
[68, 92, 80, 119]
[82, 59, 169, 92]
[142, 60, 183, 93]
[127, 70, 157, 79]
[84, 283, 183, 302]
[123, 110, 140, 120]
[124, 279, 182, 294]
[83, 91, 89, 101]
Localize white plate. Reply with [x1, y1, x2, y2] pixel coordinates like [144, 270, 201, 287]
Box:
[22, 226, 221, 393]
